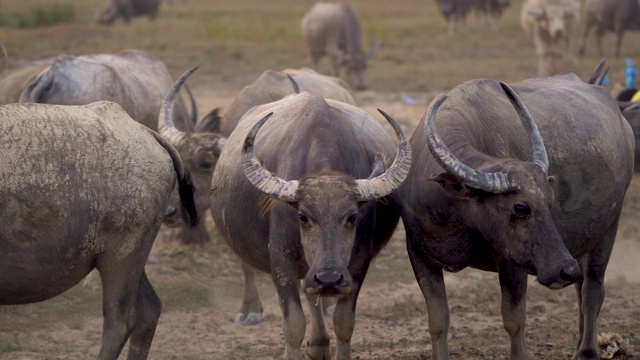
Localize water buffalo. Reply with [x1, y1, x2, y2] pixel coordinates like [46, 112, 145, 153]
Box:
[434, 0, 475, 32]
[578, 0, 640, 57]
[19, 49, 193, 132]
[98, 0, 161, 26]
[393, 75, 633, 359]
[301, 2, 379, 91]
[16, 49, 208, 243]
[621, 102, 640, 171]
[208, 80, 411, 357]
[0, 101, 198, 359]
[159, 67, 357, 246]
[520, 0, 581, 76]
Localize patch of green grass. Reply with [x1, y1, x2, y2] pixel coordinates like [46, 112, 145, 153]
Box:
[15, 1, 75, 28]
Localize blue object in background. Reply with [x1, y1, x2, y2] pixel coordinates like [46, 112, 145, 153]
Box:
[626, 58, 637, 89]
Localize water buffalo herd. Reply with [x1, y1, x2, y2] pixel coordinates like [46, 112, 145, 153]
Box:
[1, 1, 639, 360]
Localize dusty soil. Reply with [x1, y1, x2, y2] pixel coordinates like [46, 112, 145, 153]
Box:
[1, 0, 640, 359]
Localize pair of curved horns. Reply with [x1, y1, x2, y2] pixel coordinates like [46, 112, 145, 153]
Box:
[426, 81, 549, 193]
[242, 108, 412, 202]
[159, 66, 200, 146]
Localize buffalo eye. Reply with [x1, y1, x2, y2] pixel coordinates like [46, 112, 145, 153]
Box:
[513, 203, 531, 217]
[199, 159, 215, 171]
[346, 214, 358, 225]
[299, 213, 309, 224]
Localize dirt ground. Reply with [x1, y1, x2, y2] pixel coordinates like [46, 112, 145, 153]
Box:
[1, 0, 640, 359]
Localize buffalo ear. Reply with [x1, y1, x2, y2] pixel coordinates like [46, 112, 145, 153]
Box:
[196, 108, 222, 133]
[428, 172, 478, 199]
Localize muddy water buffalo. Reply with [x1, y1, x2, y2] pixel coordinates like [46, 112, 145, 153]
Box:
[578, 0, 640, 57]
[393, 75, 633, 359]
[0, 101, 198, 359]
[159, 67, 357, 246]
[209, 88, 411, 358]
[301, 2, 379, 91]
[98, 0, 161, 25]
[520, 0, 581, 76]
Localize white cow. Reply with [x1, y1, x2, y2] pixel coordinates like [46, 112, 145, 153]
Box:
[521, 0, 581, 76]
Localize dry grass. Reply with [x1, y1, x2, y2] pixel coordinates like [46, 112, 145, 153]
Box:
[2, 0, 639, 94]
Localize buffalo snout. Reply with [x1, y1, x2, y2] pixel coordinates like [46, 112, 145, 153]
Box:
[537, 257, 581, 290]
[304, 270, 353, 296]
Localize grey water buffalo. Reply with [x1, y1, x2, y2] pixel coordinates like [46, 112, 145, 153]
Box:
[520, 0, 581, 76]
[0, 101, 198, 359]
[578, 0, 640, 57]
[301, 2, 379, 90]
[208, 85, 411, 357]
[19, 49, 192, 132]
[393, 75, 633, 359]
[158, 67, 356, 246]
[98, 0, 161, 25]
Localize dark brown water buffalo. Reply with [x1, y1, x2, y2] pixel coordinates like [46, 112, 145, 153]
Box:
[393, 74, 633, 359]
[159, 67, 357, 246]
[578, 0, 640, 57]
[0, 101, 198, 359]
[98, 0, 161, 25]
[208, 83, 411, 357]
[301, 2, 379, 91]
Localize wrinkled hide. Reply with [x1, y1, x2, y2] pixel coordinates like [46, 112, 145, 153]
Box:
[394, 73, 633, 360]
[0, 101, 197, 359]
[578, 0, 640, 57]
[301, 2, 378, 90]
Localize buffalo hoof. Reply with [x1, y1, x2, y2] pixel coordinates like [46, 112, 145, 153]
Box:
[572, 348, 600, 360]
[234, 311, 261, 325]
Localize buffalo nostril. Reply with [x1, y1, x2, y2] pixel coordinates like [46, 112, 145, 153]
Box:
[165, 206, 177, 218]
[560, 264, 580, 284]
[314, 272, 343, 286]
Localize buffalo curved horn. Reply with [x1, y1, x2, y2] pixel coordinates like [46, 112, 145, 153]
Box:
[499, 82, 549, 174]
[426, 95, 513, 193]
[286, 74, 301, 94]
[354, 109, 412, 200]
[242, 112, 300, 202]
[159, 66, 199, 146]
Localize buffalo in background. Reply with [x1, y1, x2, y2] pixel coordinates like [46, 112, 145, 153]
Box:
[578, 0, 640, 58]
[98, 0, 161, 25]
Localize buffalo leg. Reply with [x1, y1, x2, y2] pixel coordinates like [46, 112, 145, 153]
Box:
[234, 259, 263, 325]
[126, 272, 162, 360]
[573, 226, 616, 360]
[97, 258, 147, 359]
[407, 244, 450, 360]
[497, 257, 529, 360]
[305, 293, 331, 359]
[578, 19, 594, 56]
[275, 273, 306, 360]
